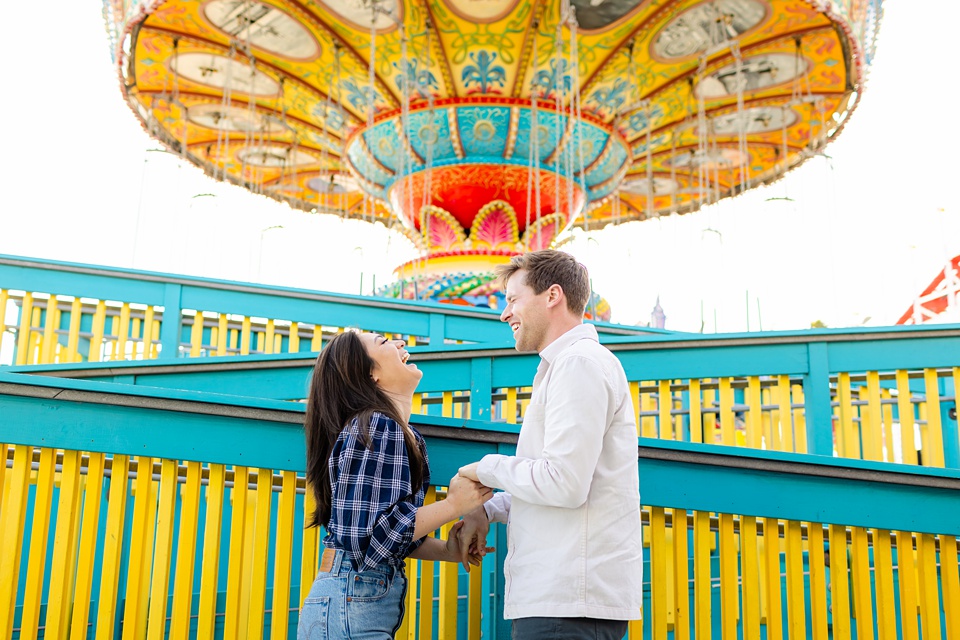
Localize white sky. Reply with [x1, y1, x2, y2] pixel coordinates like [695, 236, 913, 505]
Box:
[0, 0, 957, 332]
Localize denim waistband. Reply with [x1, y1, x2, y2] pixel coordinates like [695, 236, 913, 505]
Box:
[319, 548, 404, 577]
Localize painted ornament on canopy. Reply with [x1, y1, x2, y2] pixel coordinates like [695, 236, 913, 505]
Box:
[103, 0, 883, 319]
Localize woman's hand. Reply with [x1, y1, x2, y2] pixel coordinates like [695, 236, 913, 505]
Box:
[446, 521, 492, 567]
[445, 473, 493, 516]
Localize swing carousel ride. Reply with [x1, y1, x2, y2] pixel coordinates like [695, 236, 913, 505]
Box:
[103, 0, 882, 318]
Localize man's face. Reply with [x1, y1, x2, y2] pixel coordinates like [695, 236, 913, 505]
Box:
[500, 270, 551, 352]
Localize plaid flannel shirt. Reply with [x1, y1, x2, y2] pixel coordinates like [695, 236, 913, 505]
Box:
[324, 412, 430, 571]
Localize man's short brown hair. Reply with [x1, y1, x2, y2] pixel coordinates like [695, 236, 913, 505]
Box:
[496, 250, 590, 317]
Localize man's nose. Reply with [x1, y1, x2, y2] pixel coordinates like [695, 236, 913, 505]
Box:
[500, 306, 510, 322]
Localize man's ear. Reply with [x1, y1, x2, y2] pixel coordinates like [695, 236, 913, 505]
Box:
[545, 284, 565, 309]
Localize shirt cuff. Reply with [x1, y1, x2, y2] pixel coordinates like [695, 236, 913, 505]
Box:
[476, 453, 505, 488]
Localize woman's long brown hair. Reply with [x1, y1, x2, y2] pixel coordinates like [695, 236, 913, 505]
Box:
[304, 331, 425, 528]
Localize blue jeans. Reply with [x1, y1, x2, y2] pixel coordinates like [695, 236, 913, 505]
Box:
[298, 548, 407, 639]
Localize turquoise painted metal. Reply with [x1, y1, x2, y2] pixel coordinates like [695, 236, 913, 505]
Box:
[2, 371, 958, 638]
[18, 323, 960, 465]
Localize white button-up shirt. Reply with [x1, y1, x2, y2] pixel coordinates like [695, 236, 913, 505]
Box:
[477, 323, 643, 620]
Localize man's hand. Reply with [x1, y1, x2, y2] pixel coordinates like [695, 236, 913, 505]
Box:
[445, 520, 491, 567]
[456, 505, 492, 572]
[458, 461, 481, 482]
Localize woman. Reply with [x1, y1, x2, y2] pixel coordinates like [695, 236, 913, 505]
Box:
[299, 331, 492, 639]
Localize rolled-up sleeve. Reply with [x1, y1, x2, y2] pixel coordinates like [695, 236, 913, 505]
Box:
[327, 414, 425, 570]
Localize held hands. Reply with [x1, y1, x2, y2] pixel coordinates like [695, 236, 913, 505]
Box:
[445, 473, 493, 515]
[446, 521, 493, 568]
[455, 506, 492, 572]
[457, 462, 481, 482]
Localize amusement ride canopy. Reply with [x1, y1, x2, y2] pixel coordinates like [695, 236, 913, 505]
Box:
[103, 0, 882, 317]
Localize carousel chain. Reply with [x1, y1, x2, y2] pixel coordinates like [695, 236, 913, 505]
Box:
[525, 22, 541, 250]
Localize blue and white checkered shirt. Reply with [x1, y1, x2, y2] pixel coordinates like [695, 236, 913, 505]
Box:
[324, 412, 430, 571]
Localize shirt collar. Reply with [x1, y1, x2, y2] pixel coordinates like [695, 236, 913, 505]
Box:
[539, 323, 599, 365]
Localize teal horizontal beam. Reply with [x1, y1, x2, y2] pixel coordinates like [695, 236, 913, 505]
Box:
[638, 438, 960, 535]
[0, 254, 661, 348]
[1, 372, 958, 534]
[18, 325, 960, 401]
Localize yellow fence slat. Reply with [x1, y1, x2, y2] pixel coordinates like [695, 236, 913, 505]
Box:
[96, 455, 130, 640]
[916, 533, 942, 639]
[895, 531, 920, 640]
[467, 556, 483, 640]
[310, 325, 323, 351]
[20, 447, 57, 638]
[300, 489, 320, 608]
[442, 391, 453, 417]
[873, 530, 897, 640]
[895, 371, 918, 465]
[14, 292, 34, 365]
[746, 377, 763, 450]
[438, 521, 459, 638]
[224, 466, 250, 639]
[70, 451, 106, 639]
[784, 520, 805, 639]
[688, 379, 702, 443]
[719, 377, 735, 446]
[879, 388, 895, 463]
[65, 298, 82, 362]
[123, 457, 159, 640]
[763, 518, 783, 640]
[108, 315, 119, 361]
[658, 380, 673, 440]
[836, 373, 858, 459]
[740, 516, 760, 640]
[939, 535, 960, 636]
[190, 311, 205, 357]
[807, 523, 828, 640]
[863, 372, 883, 461]
[922, 369, 945, 467]
[265, 319, 276, 354]
[850, 526, 875, 640]
[146, 458, 178, 640]
[0, 445, 31, 637]
[641, 382, 658, 438]
[198, 463, 226, 640]
[828, 525, 852, 640]
[672, 509, 690, 640]
[719, 513, 738, 639]
[418, 488, 438, 640]
[271, 470, 298, 640]
[693, 510, 711, 639]
[777, 376, 793, 452]
[88, 300, 106, 363]
[46, 449, 83, 638]
[792, 384, 808, 453]
[172, 461, 203, 638]
[241, 316, 252, 356]
[761, 388, 776, 451]
[117, 303, 131, 360]
[400, 558, 418, 640]
[289, 321, 300, 353]
[40, 295, 59, 364]
[216, 313, 229, 356]
[650, 506, 668, 640]
[143, 305, 157, 358]
[249, 468, 275, 638]
[506, 386, 518, 424]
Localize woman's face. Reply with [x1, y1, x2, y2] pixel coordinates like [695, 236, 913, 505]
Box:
[358, 333, 422, 395]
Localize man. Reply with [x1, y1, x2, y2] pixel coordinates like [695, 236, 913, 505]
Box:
[457, 250, 643, 640]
